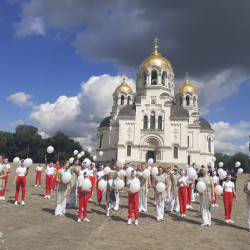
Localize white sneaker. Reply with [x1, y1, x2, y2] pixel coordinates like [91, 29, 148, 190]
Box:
[225, 219, 229, 223]
[21, 201, 25, 206]
[207, 224, 211, 227]
[197, 193, 199, 196]
[127, 218, 132, 225]
[44, 195, 48, 199]
[0, 197, 2, 200]
[186, 205, 190, 209]
[106, 212, 109, 217]
[84, 218, 90, 222]
[228, 219, 235, 224]
[2, 197, 5, 201]
[114, 207, 118, 211]
[154, 201, 156, 205]
[183, 214, 186, 218]
[77, 218, 81, 223]
[189, 205, 193, 209]
[88, 198, 92, 202]
[39, 185, 41, 188]
[212, 204, 215, 207]
[47, 195, 50, 199]
[14, 201, 18, 206]
[35, 185, 37, 187]
[135, 219, 138, 226]
[214, 204, 219, 207]
[201, 223, 206, 226]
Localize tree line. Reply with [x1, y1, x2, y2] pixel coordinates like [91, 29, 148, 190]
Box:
[0, 125, 91, 163]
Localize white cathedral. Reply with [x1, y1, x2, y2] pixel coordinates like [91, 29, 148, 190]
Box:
[96, 39, 215, 166]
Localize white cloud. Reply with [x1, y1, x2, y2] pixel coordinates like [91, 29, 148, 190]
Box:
[29, 75, 135, 149]
[7, 92, 33, 107]
[8, 119, 24, 128]
[14, 16, 46, 38]
[214, 140, 249, 155]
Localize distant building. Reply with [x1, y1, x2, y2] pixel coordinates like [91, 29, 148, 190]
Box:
[97, 38, 214, 166]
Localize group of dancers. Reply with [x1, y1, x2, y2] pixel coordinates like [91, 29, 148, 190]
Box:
[0, 154, 250, 230]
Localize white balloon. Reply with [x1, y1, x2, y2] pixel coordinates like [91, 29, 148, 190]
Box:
[217, 168, 224, 175]
[214, 185, 223, 195]
[121, 169, 126, 176]
[130, 181, 140, 193]
[187, 167, 196, 179]
[207, 162, 212, 167]
[219, 170, 227, 180]
[247, 183, 250, 191]
[116, 179, 125, 189]
[98, 179, 107, 191]
[156, 182, 165, 192]
[99, 151, 103, 156]
[93, 155, 97, 161]
[235, 161, 241, 168]
[197, 181, 206, 193]
[147, 166, 152, 170]
[83, 158, 91, 167]
[218, 162, 224, 168]
[77, 153, 82, 159]
[81, 178, 92, 191]
[104, 166, 111, 175]
[237, 168, 243, 174]
[142, 169, 150, 178]
[69, 157, 74, 164]
[87, 147, 92, 153]
[47, 146, 54, 154]
[61, 172, 72, 184]
[73, 150, 78, 156]
[212, 156, 216, 162]
[148, 158, 154, 164]
[13, 157, 20, 164]
[24, 158, 33, 167]
[152, 167, 159, 176]
[81, 151, 85, 156]
[126, 167, 133, 176]
[117, 158, 125, 166]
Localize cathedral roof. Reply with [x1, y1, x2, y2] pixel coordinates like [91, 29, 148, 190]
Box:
[99, 116, 111, 127]
[115, 77, 133, 94]
[118, 104, 136, 117]
[139, 38, 173, 73]
[199, 117, 213, 131]
[170, 104, 189, 118]
[177, 72, 197, 95]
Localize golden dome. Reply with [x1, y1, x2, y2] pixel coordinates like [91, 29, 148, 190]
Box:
[177, 73, 197, 95]
[139, 37, 174, 72]
[115, 77, 133, 94]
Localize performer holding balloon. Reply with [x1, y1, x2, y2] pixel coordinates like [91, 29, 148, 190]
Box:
[177, 169, 188, 217]
[96, 165, 104, 205]
[127, 170, 141, 226]
[44, 155, 56, 199]
[0, 157, 10, 200]
[88, 162, 96, 202]
[243, 171, 250, 231]
[222, 173, 238, 223]
[165, 167, 172, 203]
[53, 161, 61, 190]
[198, 167, 215, 226]
[54, 160, 71, 216]
[138, 163, 151, 213]
[77, 172, 91, 222]
[13, 159, 29, 206]
[0, 155, 7, 200]
[35, 163, 43, 187]
[212, 171, 220, 207]
[114, 165, 124, 210]
[153, 166, 169, 221]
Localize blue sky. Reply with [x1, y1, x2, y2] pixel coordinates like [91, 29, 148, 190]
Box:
[0, 0, 250, 155]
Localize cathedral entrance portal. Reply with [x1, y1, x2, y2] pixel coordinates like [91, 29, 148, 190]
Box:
[147, 150, 155, 162]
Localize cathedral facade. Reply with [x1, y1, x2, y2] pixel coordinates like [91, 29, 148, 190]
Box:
[96, 39, 215, 166]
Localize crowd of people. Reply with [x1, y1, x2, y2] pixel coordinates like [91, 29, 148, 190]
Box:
[0, 154, 249, 231]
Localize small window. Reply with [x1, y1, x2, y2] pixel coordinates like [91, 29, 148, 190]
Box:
[188, 155, 191, 165]
[208, 138, 211, 152]
[127, 145, 131, 157]
[99, 134, 103, 148]
[150, 112, 155, 129]
[193, 96, 196, 107]
[143, 72, 147, 86]
[143, 116, 148, 129]
[179, 96, 182, 106]
[151, 70, 157, 85]
[158, 116, 162, 130]
[162, 72, 167, 85]
[121, 95, 124, 105]
[186, 96, 190, 106]
[127, 96, 131, 105]
[187, 136, 190, 147]
[174, 147, 178, 159]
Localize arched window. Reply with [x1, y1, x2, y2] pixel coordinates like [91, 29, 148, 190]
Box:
[143, 72, 147, 86]
[99, 133, 103, 148]
[158, 116, 162, 130]
[151, 70, 157, 85]
[127, 145, 131, 156]
[127, 96, 131, 105]
[121, 95, 124, 105]
[150, 111, 155, 129]
[187, 136, 190, 147]
[188, 155, 191, 165]
[186, 96, 190, 106]
[208, 138, 211, 152]
[162, 72, 167, 86]
[143, 116, 148, 129]
[174, 147, 178, 159]
[193, 96, 196, 107]
[179, 96, 182, 106]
